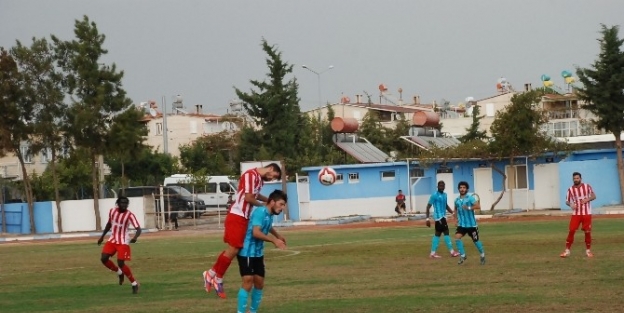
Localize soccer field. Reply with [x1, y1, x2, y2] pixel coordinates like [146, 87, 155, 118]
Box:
[1, 216, 623, 313]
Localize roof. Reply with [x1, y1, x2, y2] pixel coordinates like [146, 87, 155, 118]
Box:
[542, 93, 579, 101]
[400, 136, 461, 150]
[302, 161, 408, 172]
[306, 102, 425, 114]
[333, 134, 390, 163]
[140, 112, 223, 122]
[475, 91, 514, 103]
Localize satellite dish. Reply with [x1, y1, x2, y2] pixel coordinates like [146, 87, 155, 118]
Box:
[389, 151, 398, 158]
[149, 108, 158, 117]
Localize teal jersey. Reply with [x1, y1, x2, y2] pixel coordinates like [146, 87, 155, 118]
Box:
[454, 194, 479, 228]
[428, 191, 448, 221]
[239, 206, 273, 258]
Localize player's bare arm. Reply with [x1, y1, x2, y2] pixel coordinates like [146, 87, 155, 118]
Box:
[244, 193, 264, 207]
[256, 194, 268, 202]
[131, 227, 142, 243]
[446, 204, 453, 215]
[269, 227, 286, 244]
[252, 226, 286, 249]
[425, 203, 432, 227]
[97, 221, 112, 245]
[471, 201, 481, 210]
[582, 192, 596, 204]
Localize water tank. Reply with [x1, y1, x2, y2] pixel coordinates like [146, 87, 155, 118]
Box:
[331, 117, 359, 133]
[412, 111, 440, 127]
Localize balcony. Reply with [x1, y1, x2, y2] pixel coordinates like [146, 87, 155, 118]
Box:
[546, 108, 580, 120]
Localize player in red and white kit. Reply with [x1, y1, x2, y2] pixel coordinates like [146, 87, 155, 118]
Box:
[560, 172, 596, 258]
[203, 163, 282, 299]
[97, 196, 142, 294]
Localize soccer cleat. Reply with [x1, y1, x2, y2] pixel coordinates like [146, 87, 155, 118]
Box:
[586, 251, 594, 258]
[118, 273, 124, 285]
[560, 250, 570, 258]
[429, 253, 442, 259]
[480, 256, 486, 265]
[203, 271, 213, 293]
[213, 280, 226, 299]
[450, 251, 460, 257]
[458, 255, 467, 265]
[132, 283, 139, 294]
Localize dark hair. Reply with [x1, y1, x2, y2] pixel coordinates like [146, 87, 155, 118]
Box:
[268, 189, 288, 203]
[116, 196, 129, 204]
[457, 181, 469, 190]
[573, 172, 582, 178]
[398, 189, 403, 192]
[438, 180, 445, 185]
[265, 163, 282, 179]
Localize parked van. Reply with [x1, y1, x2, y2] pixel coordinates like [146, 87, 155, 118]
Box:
[119, 185, 206, 218]
[163, 174, 238, 209]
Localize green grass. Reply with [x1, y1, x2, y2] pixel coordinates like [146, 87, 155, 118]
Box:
[2, 218, 624, 312]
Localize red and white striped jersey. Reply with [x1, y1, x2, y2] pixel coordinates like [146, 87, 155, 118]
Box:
[229, 168, 264, 219]
[106, 208, 141, 245]
[566, 183, 594, 216]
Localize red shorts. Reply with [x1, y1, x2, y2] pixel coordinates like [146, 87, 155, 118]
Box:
[102, 242, 132, 261]
[569, 215, 592, 231]
[223, 213, 249, 249]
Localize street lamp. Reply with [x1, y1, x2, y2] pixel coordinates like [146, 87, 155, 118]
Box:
[302, 65, 334, 107]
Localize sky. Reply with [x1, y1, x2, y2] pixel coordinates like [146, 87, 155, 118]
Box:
[1, 1, 623, 115]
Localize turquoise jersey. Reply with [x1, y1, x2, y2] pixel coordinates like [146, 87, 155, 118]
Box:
[454, 194, 479, 228]
[428, 191, 448, 221]
[239, 206, 273, 258]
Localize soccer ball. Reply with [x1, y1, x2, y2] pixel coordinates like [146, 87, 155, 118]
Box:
[318, 167, 337, 186]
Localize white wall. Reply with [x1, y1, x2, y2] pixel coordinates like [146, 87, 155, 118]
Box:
[59, 197, 146, 233]
[490, 190, 535, 211]
[304, 195, 430, 220]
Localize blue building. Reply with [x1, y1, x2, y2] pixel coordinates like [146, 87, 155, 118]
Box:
[296, 149, 620, 220]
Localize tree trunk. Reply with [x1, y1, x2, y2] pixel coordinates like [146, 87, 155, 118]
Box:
[615, 133, 624, 204]
[489, 163, 507, 211]
[51, 150, 63, 233]
[121, 160, 126, 191]
[17, 155, 36, 234]
[91, 151, 102, 231]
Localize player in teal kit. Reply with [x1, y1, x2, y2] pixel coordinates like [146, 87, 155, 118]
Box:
[425, 181, 459, 258]
[453, 181, 486, 265]
[236, 190, 288, 313]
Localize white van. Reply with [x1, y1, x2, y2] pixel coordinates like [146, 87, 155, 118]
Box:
[164, 174, 238, 209]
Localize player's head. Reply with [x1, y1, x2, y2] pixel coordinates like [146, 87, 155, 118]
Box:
[572, 172, 582, 185]
[437, 180, 445, 192]
[398, 189, 403, 194]
[262, 163, 282, 182]
[457, 181, 469, 195]
[267, 189, 287, 215]
[116, 196, 130, 211]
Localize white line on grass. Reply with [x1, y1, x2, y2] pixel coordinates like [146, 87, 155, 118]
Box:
[0, 266, 86, 277]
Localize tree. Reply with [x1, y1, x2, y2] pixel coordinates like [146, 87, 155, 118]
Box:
[105, 107, 149, 189]
[11, 37, 67, 232]
[106, 147, 179, 189]
[179, 131, 237, 175]
[234, 39, 302, 173]
[460, 104, 488, 143]
[489, 90, 567, 210]
[52, 16, 135, 230]
[0, 48, 38, 233]
[576, 24, 624, 202]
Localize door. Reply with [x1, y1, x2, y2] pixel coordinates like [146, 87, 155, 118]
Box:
[296, 175, 310, 221]
[473, 168, 494, 211]
[533, 163, 560, 209]
[435, 172, 455, 210]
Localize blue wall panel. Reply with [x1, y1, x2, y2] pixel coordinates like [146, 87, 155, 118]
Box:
[558, 158, 621, 209]
[260, 182, 299, 222]
[0, 202, 54, 234]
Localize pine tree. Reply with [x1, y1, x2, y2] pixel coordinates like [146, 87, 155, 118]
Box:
[576, 24, 624, 202]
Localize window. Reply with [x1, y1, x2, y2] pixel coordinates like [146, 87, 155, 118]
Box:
[335, 173, 344, 184]
[410, 168, 425, 178]
[207, 183, 218, 193]
[20, 145, 32, 163]
[41, 148, 52, 163]
[219, 182, 233, 193]
[156, 122, 163, 135]
[348, 173, 359, 183]
[506, 165, 528, 189]
[381, 171, 396, 181]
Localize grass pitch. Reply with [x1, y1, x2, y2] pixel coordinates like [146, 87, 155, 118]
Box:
[1, 217, 623, 312]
